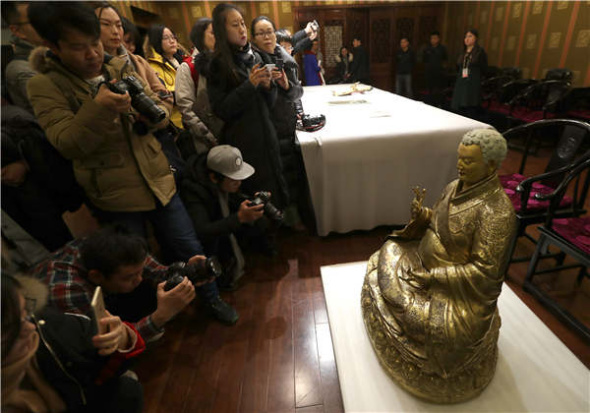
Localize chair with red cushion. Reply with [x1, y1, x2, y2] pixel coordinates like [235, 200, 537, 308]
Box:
[482, 67, 522, 109]
[524, 154, 590, 341]
[485, 78, 536, 131]
[482, 74, 517, 109]
[508, 80, 571, 125]
[502, 119, 590, 263]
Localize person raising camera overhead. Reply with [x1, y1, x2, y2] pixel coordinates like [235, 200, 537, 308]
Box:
[181, 145, 282, 290]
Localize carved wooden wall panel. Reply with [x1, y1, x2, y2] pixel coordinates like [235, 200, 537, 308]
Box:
[371, 18, 391, 63]
[324, 24, 344, 68]
[418, 15, 438, 46]
[396, 17, 414, 43]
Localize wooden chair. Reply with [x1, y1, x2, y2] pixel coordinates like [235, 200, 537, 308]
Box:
[501, 119, 590, 263]
[544, 68, 573, 82]
[524, 154, 590, 342]
[485, 78, 536, 131]
[508, 80, 571, 125]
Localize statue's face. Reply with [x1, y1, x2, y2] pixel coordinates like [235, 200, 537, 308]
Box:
[457, 144, 493, 188]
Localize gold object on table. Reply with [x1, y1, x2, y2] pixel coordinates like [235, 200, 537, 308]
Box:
[332, 82, 373, 96]
[361, 129, 517, 403]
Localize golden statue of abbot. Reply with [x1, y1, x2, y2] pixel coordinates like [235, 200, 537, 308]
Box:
[361, 129, 517, 403]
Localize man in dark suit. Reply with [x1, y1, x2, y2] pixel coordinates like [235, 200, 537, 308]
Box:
[350, 36, 370, 85]
[422, 31, 448, 107]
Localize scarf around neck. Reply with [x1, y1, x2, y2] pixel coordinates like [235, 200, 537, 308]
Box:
[233, 42, 256, 69]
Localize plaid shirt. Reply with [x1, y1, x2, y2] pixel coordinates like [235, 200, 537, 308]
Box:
[33, 238, 169, 342]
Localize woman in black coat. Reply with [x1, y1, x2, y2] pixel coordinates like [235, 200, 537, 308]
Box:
[207, 4, 289, 209]
[451, 28, 488, 118]
[251, 16, 310, 225]
[334, 46, 353, 84]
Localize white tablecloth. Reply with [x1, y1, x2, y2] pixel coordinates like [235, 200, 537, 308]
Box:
[321, 262, 590, 412]
[297, 85, 489, 236]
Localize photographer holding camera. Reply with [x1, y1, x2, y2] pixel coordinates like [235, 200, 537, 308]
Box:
[181, 145, 281, 290]
[26, 3, 237, 325]
[33, 226, 220, 343]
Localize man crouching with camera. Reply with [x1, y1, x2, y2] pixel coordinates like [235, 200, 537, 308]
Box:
[181, 145, 283, 290]
[33, 226, 217, 343]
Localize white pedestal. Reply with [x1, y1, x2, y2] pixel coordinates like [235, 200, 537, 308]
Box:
[321, 262, 589, 412]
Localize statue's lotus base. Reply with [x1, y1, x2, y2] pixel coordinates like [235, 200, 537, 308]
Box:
[361, 265, 499, 404]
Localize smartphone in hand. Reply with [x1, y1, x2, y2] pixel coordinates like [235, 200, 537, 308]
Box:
[91, 286, 109, 335]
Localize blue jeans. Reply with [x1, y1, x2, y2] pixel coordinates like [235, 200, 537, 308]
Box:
[94, 193, 218, 302]
[396, 74, 413, 98]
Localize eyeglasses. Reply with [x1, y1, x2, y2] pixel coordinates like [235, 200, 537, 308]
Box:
[162, 35, 177, 42]
[255, 31, 275, 38]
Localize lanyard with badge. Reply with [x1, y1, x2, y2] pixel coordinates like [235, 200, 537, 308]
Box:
[462, 52, 472, 78]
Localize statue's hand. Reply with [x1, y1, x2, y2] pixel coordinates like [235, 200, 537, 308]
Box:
[410, 186, 426, 219]
[411, 199, 422, 220]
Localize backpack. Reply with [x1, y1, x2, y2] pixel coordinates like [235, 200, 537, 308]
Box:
[182, 55, 200, 88]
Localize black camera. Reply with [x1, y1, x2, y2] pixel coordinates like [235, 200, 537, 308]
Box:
[297, 113, 326, 132]
[248, 191, 283, 222]
[164, 257, 222, 291]
[106, 76, 166, 124]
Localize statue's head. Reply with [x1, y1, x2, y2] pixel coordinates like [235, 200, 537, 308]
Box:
[457, 129, 507, 188]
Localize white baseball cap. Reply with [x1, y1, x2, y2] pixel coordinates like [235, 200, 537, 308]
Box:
[207, 145, 255, 180]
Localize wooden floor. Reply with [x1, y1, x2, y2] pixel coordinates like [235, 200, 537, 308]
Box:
[134, 147, 590, 413]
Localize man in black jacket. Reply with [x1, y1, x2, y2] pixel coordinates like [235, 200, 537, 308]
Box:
[350, 37, 370, 84]
[181, 145, 268, 290]
[395, 37, 415, 98]
[422, 31, 448, 107]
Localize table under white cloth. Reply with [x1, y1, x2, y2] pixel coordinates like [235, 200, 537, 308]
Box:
[297, 85, 489, 236]
[321, 261, 590, 412]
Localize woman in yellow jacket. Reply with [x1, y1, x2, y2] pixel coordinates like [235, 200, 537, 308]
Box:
[145, 24, 187, 129]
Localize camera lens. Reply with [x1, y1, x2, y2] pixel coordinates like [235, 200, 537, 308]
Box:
[264, 203, 283, 221]
[132, 93, 166, 123]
